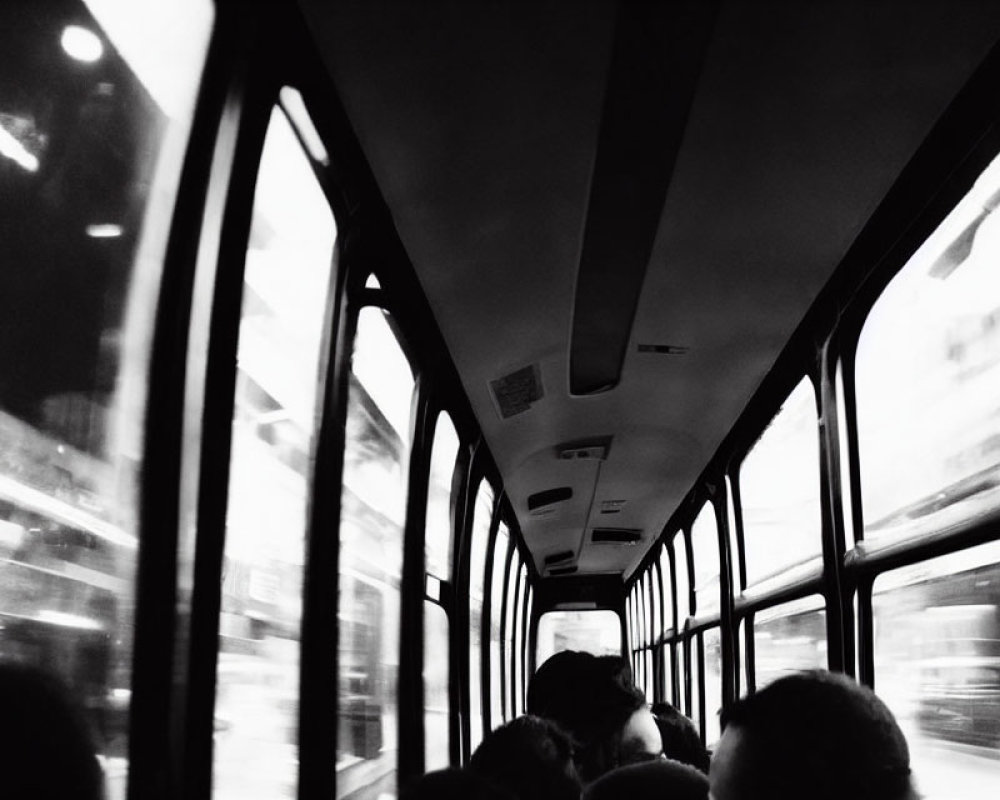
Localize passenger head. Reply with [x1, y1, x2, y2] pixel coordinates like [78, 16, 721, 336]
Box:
[528, 652, 660, 782]
[584, 759, 709, 800]
[401, 768, 513, 800]
[0, 662, 103, 800]
[650, 701, 710, 773]
[709, 670, 915, 800]
[469, 715, 580, 800]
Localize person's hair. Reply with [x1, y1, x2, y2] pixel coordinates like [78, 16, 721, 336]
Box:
[649, 701, 710, 773]
[0, 661, 104, 800]
[527, 651, 645, 782]
[584, 759, 708, 800]
[400, 768, 513, 800]
[719, 670, 915, 800]
[469, 715, 581, 800]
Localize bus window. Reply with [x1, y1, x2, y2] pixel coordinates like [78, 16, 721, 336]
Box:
[675, 534, 691, 623]
[855, 152, 1000, 548]
[425, 413, 458, 581]
[659, 546, 674, 634]
[337, 307, 414, 796]
[423, 600, 450, 771]
[212, 103, 337, 799]
[0, 2, 211, 797]
[536, 610, 620, 665]
[503, 548, 519, 720]
[512, 562, 527, 715]
[689, 637, 701, 728]
[739, 378, 822, 588]
[522, 583, 533, 705]
[422, 412, 457, 768]
[651, 561, 662, 644]
[691, 503, 720, 616]
[726, 475, 741, 592]
[468, 481, 493, 751]
[873, 541, 1000, 800]
[703, 628, 723, 745]
[488, 522, 509, 726]
[752, 596, 827, 690]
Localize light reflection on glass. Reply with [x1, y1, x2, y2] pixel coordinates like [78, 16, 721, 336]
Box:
[337, 306, 414, 800]
[873, 542, 1000, 800]
[739, 378, 822, 588]
[0, 2, 211, 798]
[856, 151, 1000, 546]
[212, 105, 336, 800]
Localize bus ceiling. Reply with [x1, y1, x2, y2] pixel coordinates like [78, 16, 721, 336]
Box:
[298, 0, 1000, 578]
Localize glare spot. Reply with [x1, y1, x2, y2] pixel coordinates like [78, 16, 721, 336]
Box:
[61, 25, 104, 63]
[86, 223, 124, 239]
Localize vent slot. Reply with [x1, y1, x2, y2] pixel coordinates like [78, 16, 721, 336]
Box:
[549, 565, 579, 577]
[528, 486, 573, 512]
[591, 527, 642, 545]
[599, 499, 626, 515]
[543, 550, 575, 567]
[489, 364, 543, 419]
[556, 435, 612, 461]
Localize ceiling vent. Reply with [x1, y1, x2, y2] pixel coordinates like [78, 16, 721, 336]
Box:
[543, 550, 576, 567]
[548, 565, 579, 577]
[556, 435, 612, 461]
[528, 486, 573, 512]
[599, 499, 626, 515]
[489, 364, 543, 419]
[637, 343, 690, 355]
[591, 527, 642, 545]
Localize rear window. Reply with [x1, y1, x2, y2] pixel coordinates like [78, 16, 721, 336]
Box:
[536, 610, 620, 666]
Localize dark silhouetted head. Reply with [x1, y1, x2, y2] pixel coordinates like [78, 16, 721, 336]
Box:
[401, 768, 512, 800]
[0, 662, 103, 800]
[650, 701, 710, 773]
[709, 671, 916, 800]
[584, 758, 708, 800]
[469, 715, 580, 800]
[527, 652, 658, 782]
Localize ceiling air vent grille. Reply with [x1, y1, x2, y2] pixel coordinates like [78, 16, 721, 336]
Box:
[528, 487, 573, 512]
[489, 364, 543, 419]
[549, 565, 579, 577]
[543, 550, 575, 567]
[591, 528, 642, 545]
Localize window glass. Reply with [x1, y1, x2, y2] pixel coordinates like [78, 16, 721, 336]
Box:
[512, 563, 526, 716]
[753, 597, 827, 690]
[691, 503, 720, 616]
[662, 641, 673, 706]
[703, 628, 723, 745]
[424, 601, 450, 771]
[676, 638, 687, 711]
[488, 523, 509, 727]
[503, 550, 519, 720]
[0, 2, 210, 797]
[873, 541, 1000, 800]
[740, 378, 822, 587]
[639, 575, 649, 647]
[626, 593, 634, 652]
[337, 307, 414, 795]
[855, 153, 1000, 547]
[835, 363, 855, 545]
[651, 562, 662, 644]
[726, 476, 741, 592]
[424, 414, 458, 581]
[645, 648, 654, 701]
[660, 547, 674, 634]
[689, 638, 700, 727]
[213, 104, 336, 799]
[535, 609, 623, 667]
[468, 481, 493, 751]
[675, 536, 691, 621]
